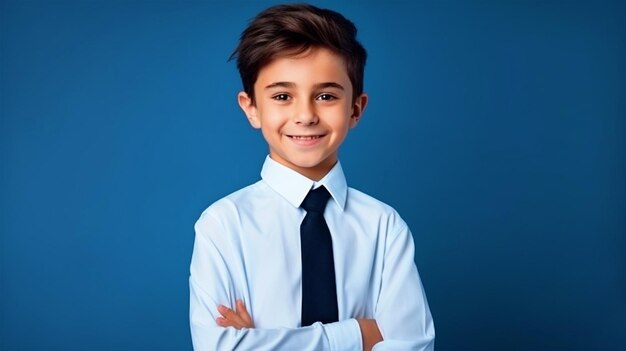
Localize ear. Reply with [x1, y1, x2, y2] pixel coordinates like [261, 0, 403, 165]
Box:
[238, 91, 261, 129]
[349, 93, 368, 128]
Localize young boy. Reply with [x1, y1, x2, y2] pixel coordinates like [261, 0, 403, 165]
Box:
[189, 4, 435, 350]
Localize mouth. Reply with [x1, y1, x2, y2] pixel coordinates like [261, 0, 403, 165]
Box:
[287, 135, 325, 140]
[286, 134, 326, 146]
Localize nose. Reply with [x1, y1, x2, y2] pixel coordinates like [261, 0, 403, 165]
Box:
[293, 100, 319, 125]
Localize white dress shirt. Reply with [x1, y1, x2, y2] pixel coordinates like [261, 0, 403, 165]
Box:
[189, 156, 435, 350]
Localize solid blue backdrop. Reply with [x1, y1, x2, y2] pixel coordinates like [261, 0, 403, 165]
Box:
[1, 0, 624, 350]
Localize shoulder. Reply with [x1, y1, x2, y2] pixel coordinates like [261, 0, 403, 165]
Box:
[346, 187, 400, 217]
[195, 180, 269, 234]
[346, 187, 409, 235]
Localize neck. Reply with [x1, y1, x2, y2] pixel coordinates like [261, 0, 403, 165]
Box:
[269, 155, 336, 181]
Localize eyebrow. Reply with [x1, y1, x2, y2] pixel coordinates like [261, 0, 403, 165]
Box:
[264, 81, 345, 91]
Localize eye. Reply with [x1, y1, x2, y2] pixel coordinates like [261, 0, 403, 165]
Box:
[316, 93, 337, 101]
[272, 93, 291, 101]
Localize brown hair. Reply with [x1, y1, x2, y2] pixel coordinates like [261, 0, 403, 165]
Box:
[230, 3, 367, 104]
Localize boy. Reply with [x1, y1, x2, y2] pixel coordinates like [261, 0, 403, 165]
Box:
[189, 4, 435, 350]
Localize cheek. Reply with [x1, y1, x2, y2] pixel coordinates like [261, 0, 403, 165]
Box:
[262, 105, 288, 122]
[329, 108, 354, 132]
[259, 113, 287, 139]
[327, 121, 351, 144]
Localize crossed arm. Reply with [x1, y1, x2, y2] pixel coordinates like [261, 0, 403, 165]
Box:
[190, 211, 435, 350]
[215, 300, 383, 351]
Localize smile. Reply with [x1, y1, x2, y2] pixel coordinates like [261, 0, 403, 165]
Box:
[288, 135, 324, 140]
[286, 134, 326, 146]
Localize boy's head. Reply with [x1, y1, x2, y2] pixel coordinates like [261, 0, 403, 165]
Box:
[230, 3, 367, 104]
[231, 4, 368, 181]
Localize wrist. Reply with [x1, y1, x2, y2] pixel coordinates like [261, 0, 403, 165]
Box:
[357, 319, 382, 351]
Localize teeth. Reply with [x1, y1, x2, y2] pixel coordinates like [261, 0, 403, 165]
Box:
[291, 136, 320, 140]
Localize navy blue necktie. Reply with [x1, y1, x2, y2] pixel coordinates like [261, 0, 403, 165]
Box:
[300, 186, 339, 326]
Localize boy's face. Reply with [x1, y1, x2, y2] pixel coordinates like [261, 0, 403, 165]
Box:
[238, 47, 367, 181]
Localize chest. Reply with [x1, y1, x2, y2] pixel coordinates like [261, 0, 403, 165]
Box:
[230, 209, 383, 327]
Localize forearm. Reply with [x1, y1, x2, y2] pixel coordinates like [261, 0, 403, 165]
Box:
[191, 316, 361, 351]
[190, 279, 362, 351]
[212, 298, 384, 351]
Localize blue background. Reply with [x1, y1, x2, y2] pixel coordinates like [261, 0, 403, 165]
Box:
[1, 0, 624, 350]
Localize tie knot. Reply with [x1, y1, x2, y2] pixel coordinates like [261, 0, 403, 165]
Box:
[301, 186, 331, 213]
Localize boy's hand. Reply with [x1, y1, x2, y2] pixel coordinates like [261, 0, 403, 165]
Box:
[216, 299, 255, 329]
[215, 300, 384, 350]
[358, 319, 383, 351]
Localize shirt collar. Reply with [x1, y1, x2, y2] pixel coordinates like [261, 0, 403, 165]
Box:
[260, 155, 347, 211]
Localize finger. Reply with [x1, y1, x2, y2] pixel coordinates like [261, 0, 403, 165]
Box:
[216, 314, 242, 329]
[236, 299, 254, 327]
[235, 300, 250, 324]
[216, 317, 231, 328]
[218, 304, 246, 327]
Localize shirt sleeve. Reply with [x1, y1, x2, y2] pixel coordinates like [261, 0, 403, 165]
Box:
[371, 219, 435, 350]
[189, 210, 363, 351]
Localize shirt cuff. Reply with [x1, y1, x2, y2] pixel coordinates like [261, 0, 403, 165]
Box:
[322, 318, 362, 351]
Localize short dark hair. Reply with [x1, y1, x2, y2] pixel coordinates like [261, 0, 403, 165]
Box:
[230, 3, 367, 104]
